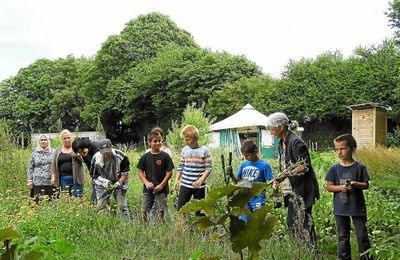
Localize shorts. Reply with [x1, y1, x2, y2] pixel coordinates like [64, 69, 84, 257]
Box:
[141, 192, 167, 212]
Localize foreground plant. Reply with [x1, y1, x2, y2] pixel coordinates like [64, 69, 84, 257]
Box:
[178, 182, 278, 260]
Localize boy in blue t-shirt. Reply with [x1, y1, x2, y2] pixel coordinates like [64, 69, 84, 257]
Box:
[236, 140, 273, 221]
[325, 134, 373, 260]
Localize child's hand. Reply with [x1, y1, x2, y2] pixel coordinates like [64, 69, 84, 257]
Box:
[173, 181, 180, 191]
[272, 180, 279, 190]
[193, 179, 203, 188]
[341, 185, 352, 192]
[145, 182, 154, 190]
[154, 184, 164, 193]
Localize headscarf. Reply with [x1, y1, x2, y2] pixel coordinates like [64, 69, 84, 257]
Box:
[35, 134, 52, 152]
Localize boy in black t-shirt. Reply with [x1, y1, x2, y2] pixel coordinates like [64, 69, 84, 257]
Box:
[325, 134, 373, 260]
[138, 131, 174, 222]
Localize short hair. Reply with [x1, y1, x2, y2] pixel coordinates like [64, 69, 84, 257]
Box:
[267, 112, 299, 131]
[72, 138, 91, 153]
[334, 134, 357, 149]
[180, 125, 199, 140]
[240, 140, 258, 154]
[151, 127, 165, 139]
[59, 129, 72, 141]
[148, 131, 162, 142]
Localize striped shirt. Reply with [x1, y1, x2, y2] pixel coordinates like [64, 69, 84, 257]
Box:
[178, 145, 212, 189]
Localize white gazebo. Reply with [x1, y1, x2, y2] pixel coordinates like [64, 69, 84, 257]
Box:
[209, 104, 276, 158]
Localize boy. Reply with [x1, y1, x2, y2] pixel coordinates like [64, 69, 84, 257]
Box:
[236, 140, 273, 221]
[138, 131, 174, 222]
[173, 125, 212, 215]
[325, 134, 373, 260]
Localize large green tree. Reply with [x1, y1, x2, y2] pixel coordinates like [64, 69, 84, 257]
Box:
[0, 56, 91, 137]
[103, 45, 261, 142]
[386, 0, 400, 40]
[81, 12, 200, 132]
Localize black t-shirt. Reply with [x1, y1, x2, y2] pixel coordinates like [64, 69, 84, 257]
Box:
[325, 161, 370, 216]
[137, 151, 174, 194]
[58, 152, 73, 176]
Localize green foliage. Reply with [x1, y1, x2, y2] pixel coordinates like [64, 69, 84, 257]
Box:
[386, 0, 400, 40]
[206, 75, 278, 118]
[81, 12, 200, 131]
[166, 104, 214, 151]
[387, 125, 400, 147]
[0, 56, 92, 138]
[178, 183, 278, 259]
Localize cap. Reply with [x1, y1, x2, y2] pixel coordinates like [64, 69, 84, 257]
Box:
[99, 139, 112, 153]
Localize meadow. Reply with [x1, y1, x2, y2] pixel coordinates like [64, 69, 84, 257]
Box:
[1, 132, 399, 259]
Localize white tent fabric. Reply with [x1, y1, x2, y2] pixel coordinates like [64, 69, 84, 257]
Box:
[210, 104, 269, 131]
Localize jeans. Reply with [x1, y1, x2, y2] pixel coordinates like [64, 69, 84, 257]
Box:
[60, 175, 84, 197]
[95, 184, 130, 222]
[335, 215, 373, 260]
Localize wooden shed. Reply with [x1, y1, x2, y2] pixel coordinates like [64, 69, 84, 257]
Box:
[347, 103, 392, 148]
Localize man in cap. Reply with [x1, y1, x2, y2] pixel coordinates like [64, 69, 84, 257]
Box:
[90, 139, 130, 221]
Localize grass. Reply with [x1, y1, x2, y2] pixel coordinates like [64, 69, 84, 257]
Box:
[1, 132, 399, 259]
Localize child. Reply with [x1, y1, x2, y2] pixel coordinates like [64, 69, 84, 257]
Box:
[145, 127, 172, 157]
[325, 134, 373, 260]
[236, 140, 273, 221]
[138, 131, 174, 222]
[174, 125, 212, 215]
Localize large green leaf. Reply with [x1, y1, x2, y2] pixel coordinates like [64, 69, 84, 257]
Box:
[228, 182, 266, 209]
[192, 215, 230, 232]
[22, 251, 43, 260]
[53, 239, 76, 257]
[178, 198, 215, 216]
[229, 204, 278, 257]
[0, 227, 20, 242]
[207, 184, 238, 200]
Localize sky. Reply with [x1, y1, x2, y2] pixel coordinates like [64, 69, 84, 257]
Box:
[0, 0, 395, 82]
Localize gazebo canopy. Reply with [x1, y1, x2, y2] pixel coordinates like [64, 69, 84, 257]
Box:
[210, 104, 269, 131]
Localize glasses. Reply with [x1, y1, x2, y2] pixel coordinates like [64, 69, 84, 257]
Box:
[40, 139, 48, 141]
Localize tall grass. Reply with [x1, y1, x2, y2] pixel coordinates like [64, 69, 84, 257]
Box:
[1, 121, 399, 259]
[356, 146, 400, 190]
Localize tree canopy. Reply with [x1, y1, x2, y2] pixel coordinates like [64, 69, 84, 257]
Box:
[0, 12, 399, 146]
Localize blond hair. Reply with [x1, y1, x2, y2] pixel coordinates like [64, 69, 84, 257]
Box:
[180, 125, 199, 140]
[59, 129, 72, 141]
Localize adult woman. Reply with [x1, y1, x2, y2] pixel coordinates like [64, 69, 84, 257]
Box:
[51, 129, 84, 197]
[72, 137, 99, 202]
[267, 112, 319, 252]
[27, 134, 54, 203]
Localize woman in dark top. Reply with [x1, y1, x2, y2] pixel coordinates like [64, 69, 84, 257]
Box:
[51, 129, 84, 197]
[267, 112, 320, 253]
[72, 138, 99, 202]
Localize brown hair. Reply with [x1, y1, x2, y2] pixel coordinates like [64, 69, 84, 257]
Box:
[334, 133, 357, 149]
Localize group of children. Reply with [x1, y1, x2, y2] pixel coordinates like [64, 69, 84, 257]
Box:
[137, 124, 372, 259]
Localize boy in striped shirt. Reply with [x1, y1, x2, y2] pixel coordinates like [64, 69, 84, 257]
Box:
[174, 125, 212, 215]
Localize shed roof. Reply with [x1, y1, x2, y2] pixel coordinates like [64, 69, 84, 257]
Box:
[210, 104, 269, 131]
[347, 102, 392, 111]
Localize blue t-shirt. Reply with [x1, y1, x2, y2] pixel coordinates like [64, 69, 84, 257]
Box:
[236, 159, 273, 205]
[325, 161, 370, 216]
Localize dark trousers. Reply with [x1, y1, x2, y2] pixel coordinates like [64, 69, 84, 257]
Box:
[30, 185, 56, 204]
[177, 186, 205, 216]
[335, 215, 373, 260]
[284, 194, 317, 253]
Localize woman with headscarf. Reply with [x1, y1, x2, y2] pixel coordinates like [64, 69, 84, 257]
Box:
[27, 134, 54, 203]
[267, 112, 320, 253]
[51, 129, 84, 197]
